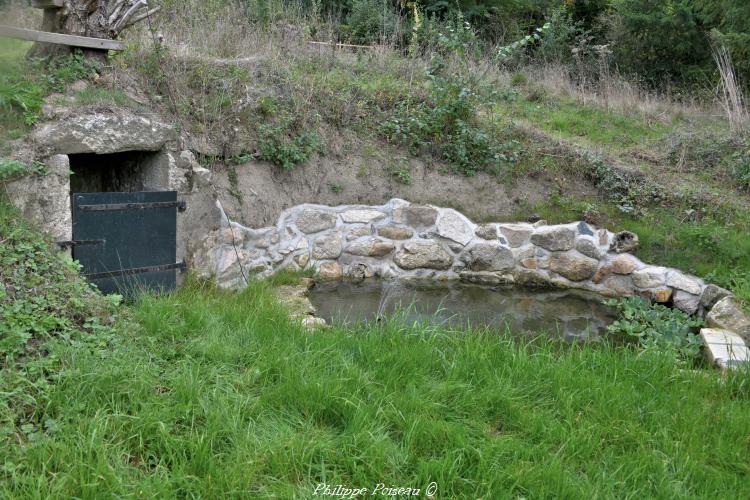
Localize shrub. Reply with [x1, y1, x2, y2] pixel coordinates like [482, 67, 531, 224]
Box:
[605, 297, 704, 362]
[0, 158, 27, 181]
[380, 17, 519, 176]
[257, 119, 320, 170]
[341, 0, 401, 45]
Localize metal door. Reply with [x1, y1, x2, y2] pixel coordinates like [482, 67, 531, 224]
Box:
[70, 191, 185, 295]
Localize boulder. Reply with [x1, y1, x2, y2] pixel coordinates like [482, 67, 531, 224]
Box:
[464, 243, 514, 272]
[436, 210, 474, 246]
[345, 238, 395, 257]
[706, 297, 750, 341]
[312, 232, 342, 259]
[378, 226, 413, 240]
[499, 224, 534, 247]
[530, 226, 575, 251]
[548, 251, 599, 281]
[296, 209, 337, 234]
[340, 209, 386, 223]
[394, 241, 453, 270]
[32, 111, 177, 154]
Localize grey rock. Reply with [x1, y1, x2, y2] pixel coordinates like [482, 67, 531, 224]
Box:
[32, 111, 177, 154]
[700, 284, 732, 310]
[575, 238, 603, 260]
[498, 224, 533, 247]
[706, 297, 750, 341]
[530, 226, 576, 251]
[666, 271, 702, 295]
[632, 266, 667, 289]
[436, 210, 474, 246]
[610, 231, 639, 253]
[673, 290, 701, 315]
[394, 205, 438, 227]
[296, 209, 337, 234]
[475, 224, 498, 240]
[346, 226, 371, 241]
[312, 232, 342, 259]
[464, 243, 514, 272]
[548, 251, 599, 281]
[340, 209, 386, 223]
[394, 241, 453, 270]
[577, 221, 594, 236]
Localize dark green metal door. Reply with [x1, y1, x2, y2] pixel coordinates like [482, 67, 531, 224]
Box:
[71, 192, 184, 295]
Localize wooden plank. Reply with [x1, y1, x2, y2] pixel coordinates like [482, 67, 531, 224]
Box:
[32, 0, 64, 9]
[0, 25, 123, 51]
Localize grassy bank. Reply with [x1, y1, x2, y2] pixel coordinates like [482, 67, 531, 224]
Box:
[2, 276, 750, 498]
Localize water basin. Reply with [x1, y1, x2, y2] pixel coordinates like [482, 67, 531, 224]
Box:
[309, 280, 618, 341]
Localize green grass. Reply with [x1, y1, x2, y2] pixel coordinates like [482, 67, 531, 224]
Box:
[75, 86, 138, 108]
[2, 276, 750, 498]
[495, 92, 669, 151]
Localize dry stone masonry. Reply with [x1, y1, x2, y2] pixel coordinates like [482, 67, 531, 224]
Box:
[193, 199, 750, 368]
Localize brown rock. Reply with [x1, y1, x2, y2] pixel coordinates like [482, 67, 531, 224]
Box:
[548, 251, 599, 281]
[318, 262, 343, 281]
[378, 226, 414, 240]
[345, 238, 395, 257]
[611, 254, 638, 275]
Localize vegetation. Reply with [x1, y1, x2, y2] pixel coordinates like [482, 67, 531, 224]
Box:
[1, 274, 749, 497]
[605, 297, 704, 362]
[1, 2, 750, 496]
[0, 197, 119, 448]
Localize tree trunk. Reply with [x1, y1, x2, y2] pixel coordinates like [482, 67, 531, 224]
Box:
[28, 0, 154, 60]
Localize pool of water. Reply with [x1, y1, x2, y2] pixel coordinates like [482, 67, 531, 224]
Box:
[309, 280, 618, 341]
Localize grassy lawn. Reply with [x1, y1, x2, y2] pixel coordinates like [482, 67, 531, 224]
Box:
[494, 93, 670, 151]
[1, 276, 749, 498]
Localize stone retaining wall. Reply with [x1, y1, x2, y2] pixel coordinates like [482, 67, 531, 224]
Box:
[193, 199, 750, 368]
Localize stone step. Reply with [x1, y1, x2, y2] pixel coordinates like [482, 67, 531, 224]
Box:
[700, 328, 750, 369]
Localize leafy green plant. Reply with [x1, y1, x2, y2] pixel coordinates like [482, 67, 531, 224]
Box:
[0, 159, 27, 181]
[380, 15, 530, 176]
[605, 297, 704, 362]
[732, 142, 750, 190]
[257, 120, 320, 170]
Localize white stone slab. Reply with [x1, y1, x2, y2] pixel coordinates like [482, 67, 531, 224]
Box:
[700, 328, 750, 369]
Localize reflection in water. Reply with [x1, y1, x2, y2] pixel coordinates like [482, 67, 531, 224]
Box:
[310, 280, 618, 341]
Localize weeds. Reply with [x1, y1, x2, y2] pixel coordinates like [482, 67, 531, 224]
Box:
[605, 297, 704, 362]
